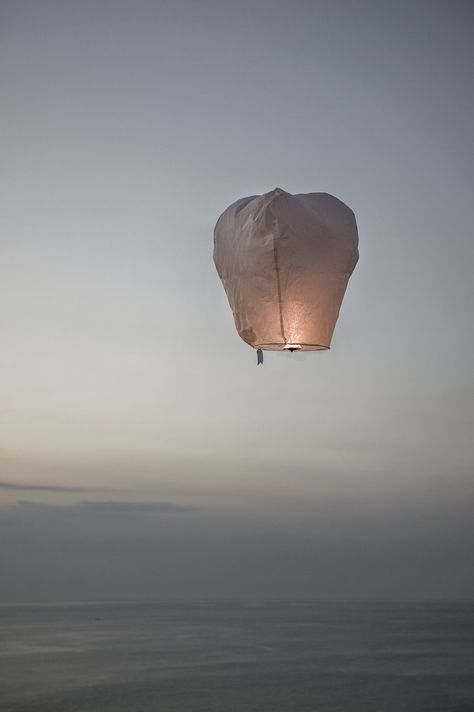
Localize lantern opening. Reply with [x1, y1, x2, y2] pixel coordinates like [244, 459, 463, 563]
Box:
[254, 343, 329, 351]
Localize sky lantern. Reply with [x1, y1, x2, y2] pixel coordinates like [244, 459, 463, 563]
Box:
[214, 188, 359, 363]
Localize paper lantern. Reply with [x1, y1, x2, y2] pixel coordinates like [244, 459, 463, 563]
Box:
[214, 188, 358, 360]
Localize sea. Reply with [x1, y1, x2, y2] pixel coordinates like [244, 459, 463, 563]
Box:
[1, 601, 473, 712]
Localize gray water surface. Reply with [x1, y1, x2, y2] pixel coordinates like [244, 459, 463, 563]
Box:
[1, 602, 473, 711]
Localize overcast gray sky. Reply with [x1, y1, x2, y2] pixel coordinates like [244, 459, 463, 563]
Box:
[1, 0, 473, 602]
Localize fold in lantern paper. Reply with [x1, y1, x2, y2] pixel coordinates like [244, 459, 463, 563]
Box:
[213, 188, 359, 353]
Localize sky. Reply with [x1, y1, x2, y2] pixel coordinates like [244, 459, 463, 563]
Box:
[1, 0, 473, 602]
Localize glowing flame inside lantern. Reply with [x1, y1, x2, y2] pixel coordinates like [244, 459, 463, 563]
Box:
[283, 344, 302, 351]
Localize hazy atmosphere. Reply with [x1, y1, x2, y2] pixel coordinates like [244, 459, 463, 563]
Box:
[1, 0, 473, 602]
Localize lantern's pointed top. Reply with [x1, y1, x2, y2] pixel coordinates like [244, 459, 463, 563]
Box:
[264, 187, 291, 205]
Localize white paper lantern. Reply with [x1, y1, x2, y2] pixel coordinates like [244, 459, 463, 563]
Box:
[214, 188, 358, 356]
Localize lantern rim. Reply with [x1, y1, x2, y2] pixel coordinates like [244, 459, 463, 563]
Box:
[254, 343, 330, 352]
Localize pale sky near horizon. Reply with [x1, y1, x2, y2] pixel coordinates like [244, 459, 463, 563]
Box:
[1, 0, 473, 601]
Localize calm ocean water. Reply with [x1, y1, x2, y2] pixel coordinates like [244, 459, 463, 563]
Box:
[1, 601, 473, 711]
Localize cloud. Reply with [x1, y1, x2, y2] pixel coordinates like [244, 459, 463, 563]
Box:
[0, 481, 107, 493]
[78, 500, 195, 513]
[10, 499, 196, 515]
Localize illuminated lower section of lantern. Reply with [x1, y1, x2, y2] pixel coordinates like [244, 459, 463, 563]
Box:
[254, 342, 329, 351]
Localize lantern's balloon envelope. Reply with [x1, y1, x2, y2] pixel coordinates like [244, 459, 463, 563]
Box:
[213, 188, 359, 352]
